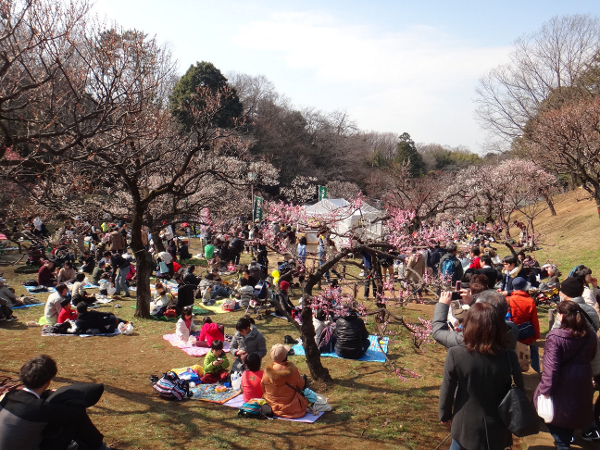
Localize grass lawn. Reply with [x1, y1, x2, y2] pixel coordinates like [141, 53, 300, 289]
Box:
[1, 190, 598, 449]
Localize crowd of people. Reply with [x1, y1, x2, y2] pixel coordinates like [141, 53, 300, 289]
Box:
[2, 213, 600, 449]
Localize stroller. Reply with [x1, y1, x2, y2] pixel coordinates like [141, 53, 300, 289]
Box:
[245, 279, 273, 318]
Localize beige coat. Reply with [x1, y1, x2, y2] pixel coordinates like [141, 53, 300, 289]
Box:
[407, 252, 425, 283]
[261, 362, 308, 418]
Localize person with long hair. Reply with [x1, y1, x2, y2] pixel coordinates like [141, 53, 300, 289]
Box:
[439, 302, 523, 450]
[534, 301, 597, 448]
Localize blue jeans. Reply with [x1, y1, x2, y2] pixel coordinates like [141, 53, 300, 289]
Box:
[115, 265, 130, 295]
[449, 439, 467, 450]
[546, 424, 573, 450]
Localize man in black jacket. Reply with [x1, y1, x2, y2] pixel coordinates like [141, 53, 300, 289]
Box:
[0, 355, 114, 450]
[476, 254, 500, 289]
[182, 265, 199, 286]
[333, 312, 370, 359]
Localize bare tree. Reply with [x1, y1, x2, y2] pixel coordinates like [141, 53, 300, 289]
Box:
[475, 14, 600, 146]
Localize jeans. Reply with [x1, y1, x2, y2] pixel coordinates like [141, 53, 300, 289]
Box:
[546, 423, 574, 450]
[530, 344, 540, 373]
[211, 287, 230, 300]
[449, 440, 467, 450]
[115, 265, 130, 295]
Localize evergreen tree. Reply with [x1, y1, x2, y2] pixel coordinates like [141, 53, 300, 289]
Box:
[395, 132, 425, 177]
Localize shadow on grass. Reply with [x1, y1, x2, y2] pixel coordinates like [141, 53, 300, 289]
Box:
[51, 374, 390, 450]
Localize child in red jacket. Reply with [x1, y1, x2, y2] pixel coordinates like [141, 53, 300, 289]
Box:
[57, 297, 78, 324]
[198, 317, 225, 347]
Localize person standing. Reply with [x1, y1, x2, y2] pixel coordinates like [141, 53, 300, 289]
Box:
[108, 227, 125, 255]
[535, 301, 597, 447]
[507, 277, 541, 372]
[439, 302, 523, 450]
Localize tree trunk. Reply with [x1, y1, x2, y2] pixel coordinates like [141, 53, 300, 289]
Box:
[131, 208, 153, 319]
[301, 272, 332, 383]
[596, 195, 600, 221]
[544, 194, 557, 216]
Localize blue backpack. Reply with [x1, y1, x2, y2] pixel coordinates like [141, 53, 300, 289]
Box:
[441, 256, 456, 279]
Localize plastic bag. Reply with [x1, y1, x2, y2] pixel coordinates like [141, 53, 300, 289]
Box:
[312, 393, 332, 412]
[536, 395, 554, 423]
[231, 371, 242, 390]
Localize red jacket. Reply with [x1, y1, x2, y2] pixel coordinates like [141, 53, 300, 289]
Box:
[508, 290, 540, 344]
[199, 322, 225, 345]
[57, 307, 78, 324]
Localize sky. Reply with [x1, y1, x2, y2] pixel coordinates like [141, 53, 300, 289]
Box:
[91, 0, 600, 153]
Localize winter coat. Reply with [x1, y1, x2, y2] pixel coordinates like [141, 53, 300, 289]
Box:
[109, 231, 125, 251]
[440, 346, 522, 450]
[230, 325, 267, 371]
[44, 292, 64, 324]
[476, 267, 501, 289]
[432, 302, 519, 350]
[261, 362, 308, 418]
[176, 317, 199, 342]
[534, 328, 597, 429]
[501, 266, 525, 294]
[507, 290, 540, 345]
[407, 252, 426, 283]
[334, 314, 369, 359]
[203, 350, 230, 375]
[198, 322, 225, 346]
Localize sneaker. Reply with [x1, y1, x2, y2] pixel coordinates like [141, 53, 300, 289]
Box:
[582, 429, 600, 442]
[6, 316, 17, 322]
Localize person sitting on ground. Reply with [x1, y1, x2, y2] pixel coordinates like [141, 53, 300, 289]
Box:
[44, 284, 68, 325]
[37, 260, 57, 287]
[433, 290, 519, 350]
[236, 278, 255, 309]
[56, 261, 76, 284]
[275, 280, 295, 316]
[248, 259, 263, 282]
[183, 265, 199, 286]
[261, 344, 308, 419]
[74, 303, 121, 334]
[175, 306, 200, 345]
[333, 310, 370, 359]
[92, 260, 106, 286]
[57, 297, 78, 324]
[241, 353, 264, 402]
[230, 317, 267, 373]
[80, 250, 96, 274]
[150, 282, 174, 312]
[198, 316, 225, 347]
[0, 355, 115, 450]
[70, 273, 89, 300]
[0, 276, 23, 308]
[98, 273, 111, 296]
[178, 240, 191, 260]
[201, 340, 230, 384]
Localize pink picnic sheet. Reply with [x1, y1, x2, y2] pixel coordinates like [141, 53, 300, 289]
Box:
[223, 394, 324, 423]
[162, 333, 231, 357]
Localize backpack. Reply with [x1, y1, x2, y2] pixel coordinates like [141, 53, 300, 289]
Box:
[238, 399, 273, 419]
[152, 371, 191, 401]
[221, 298, 238, 312]
[441, 256, 456, 279]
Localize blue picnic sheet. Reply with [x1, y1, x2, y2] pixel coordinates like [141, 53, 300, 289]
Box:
[24, 286, 56, 294]
[12, 302, 44, 309]
[291, 335, 389, 363]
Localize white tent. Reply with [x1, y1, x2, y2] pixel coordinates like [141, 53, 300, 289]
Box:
[304, 198, 384, 248]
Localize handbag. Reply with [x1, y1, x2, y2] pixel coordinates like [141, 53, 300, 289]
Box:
[517, 321, 536, 341]
[497, 352, 540, 437]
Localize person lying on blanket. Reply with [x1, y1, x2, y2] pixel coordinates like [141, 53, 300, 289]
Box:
[197, 317, 225, 347]
[201, 340, 230, 384]
[74, 303, 123, 334]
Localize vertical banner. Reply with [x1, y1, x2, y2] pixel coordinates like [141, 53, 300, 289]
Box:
[253, 196, 263, 222]
[318, 186, 327, 201]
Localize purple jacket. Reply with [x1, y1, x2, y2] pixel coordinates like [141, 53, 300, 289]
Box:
[534, 328, 597, 429]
